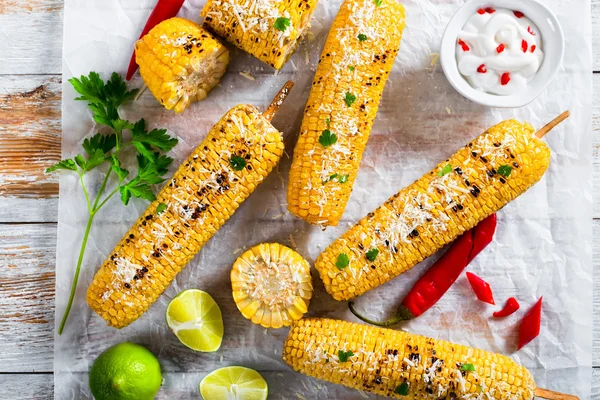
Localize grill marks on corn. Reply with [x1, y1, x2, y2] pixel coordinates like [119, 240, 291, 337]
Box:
[201, 0, 317, 69]
[287, 0, 406, 226]
[86, 105, 284, 328]
[315, 120, 551, 301]
[283, 318, 536, 399]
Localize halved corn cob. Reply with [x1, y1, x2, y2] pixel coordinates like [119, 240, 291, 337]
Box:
[201, 0, 317, 70]
[283, 318, 536, 399]
[231, 243, 313, 328]
[287, 0, 406, 227]
[316, 120, 551, 301]
[87, 104, 285, 328]
[135, 17, 229, 113]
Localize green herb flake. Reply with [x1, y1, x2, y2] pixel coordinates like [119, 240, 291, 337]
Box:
[366, 248, 379, 262]
[337, 350, 354, 362]
[357, 33, 368, 42]
[438, 163, 453, 176]
[394, 382, 409, 396]
[274, 17, 291, 32]
[323, 173, 338, 184]
[375, 0, 383, 5]
[461, 363, 476, 372]
[230, 155, 247, 171]
[156, 203, 168, 215]
[498, 165, 513, 177]
[325, 118, 331, 127]
[349, 66, 355, 71]
[344, 92, 357, 107]
[338, 174, 349, 183]
[319, 129, 338, 147]
[336, 253, 350, 269]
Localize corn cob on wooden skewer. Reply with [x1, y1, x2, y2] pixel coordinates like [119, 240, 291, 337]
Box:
[201, 0, 318, 70]
[283, 318, 578, 400]
[287, 0, 406, 227]
[86, 82, 294, 329]
[135, 17, 230, 113]
[316, 118, 558, 301]
[231, 243, 313, 329]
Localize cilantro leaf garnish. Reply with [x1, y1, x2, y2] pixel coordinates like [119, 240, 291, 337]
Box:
[274, 17, 291, 32]
[366, 248, 379, 262]
[132, 119, 178, 161]
[46, 159, 78, 173]
[357, 33, 368, 42]
[323, 173, 349, 184]
[438, 163, 452, 176]
[344, 92, 357, 107]
[338, 350, 354, 362]
[375, 0, 383, 5]
[461, 363, 475, 372]
[156, 203, 168, 215]
[336, 253, 349, 269]
[498, 165, 513, 177]
[319, 129, 337, 147]
[230, 155, 247, 171]
[394, 382, 409, 396]
[82, 133, 116, 156]
[326, 118, 331, 127]
[338, 174, 349, 183]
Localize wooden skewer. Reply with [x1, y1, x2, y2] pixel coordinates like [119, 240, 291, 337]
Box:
[263, 80, 295, 122]
[535, 387, 580, 400]
[535, 110, 570, 138]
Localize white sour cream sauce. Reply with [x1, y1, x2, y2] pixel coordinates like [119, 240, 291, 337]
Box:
[456, 8, 544, 96]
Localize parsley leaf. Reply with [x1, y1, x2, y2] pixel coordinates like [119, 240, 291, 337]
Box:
[82, 133, 116, 156]
[323, 173, 338, 184]
[375, 0, 383, 5]
[344, 92, 357, 107]
[319, 129, 337, 147]
[230, 155, 247, 171]
[394, 382, 409, 396]
[274, 17, 291, 31]
[46, 159, 78, 173]
[110, 155, 129, 182]
[498, 165, 513, 177]
[323, 173, 349, 184]
[156, 203, 168, 215]
[120, 154, 174, 205]
[132, 119, 178, 162]
[338, 174, 349, 183]
[336, 253, 349, 269]
[326, 118, 331, 127]
[338, 350, 354, 362]
[349, 66, 355, 71]
[461, 363, 475, 372]
[438, 163, 452, 176]
[83, 149, 108, 172]
[357, 33, 368, 42]
[366, 248, 379, 262]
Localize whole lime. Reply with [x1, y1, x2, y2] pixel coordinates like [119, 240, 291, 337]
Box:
[89, 342, 162, 400]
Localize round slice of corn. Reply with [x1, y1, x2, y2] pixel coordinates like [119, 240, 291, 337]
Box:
[231, 243, 313, 329]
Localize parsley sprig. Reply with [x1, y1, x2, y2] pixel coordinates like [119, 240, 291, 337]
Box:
[49, 72, 178, 335]
[274, 17, 291, 32]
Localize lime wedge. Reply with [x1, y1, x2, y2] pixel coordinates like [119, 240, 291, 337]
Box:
[166, 289, 224, 352]
[199, 366, 268, 400]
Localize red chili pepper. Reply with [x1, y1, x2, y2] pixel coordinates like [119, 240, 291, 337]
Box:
[513, 11, 524, 18]
[477, 64, 487, 73]
[126, 0, 186, 81]
[493, 297, 520, 318]
[458, 39, 470, 52]
[518, 297, 543, 350]
[496, 43, 505, 53]
[528, 26, 536, 35]
[484, 7, 496, 13]
[530, 44, 537, 53]
[501, 72, 511, 86]
[349, 215, 497, 325]
[465, 272, 495, 305]
[477, 8, 486, 15]
[521, 40, 528, 53]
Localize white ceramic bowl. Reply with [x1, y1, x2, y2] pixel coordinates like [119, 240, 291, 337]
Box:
[440, 0, 564, 108]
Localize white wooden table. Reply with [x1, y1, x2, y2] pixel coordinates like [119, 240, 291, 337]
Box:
[0, 0, 596, 398]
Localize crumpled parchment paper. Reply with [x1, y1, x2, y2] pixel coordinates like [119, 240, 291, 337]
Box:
[55, 0, 592, 398]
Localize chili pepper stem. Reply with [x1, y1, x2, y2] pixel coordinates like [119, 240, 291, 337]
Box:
[348, 302, 413, 326]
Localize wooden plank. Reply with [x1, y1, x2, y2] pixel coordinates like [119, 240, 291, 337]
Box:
[0, 223, 55, 373]
[0, 374, 53, 400]
[0, 75, 61, 223]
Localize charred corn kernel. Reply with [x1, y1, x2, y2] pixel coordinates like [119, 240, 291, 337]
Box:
[87, 105, 285, 328]
[316, 120, 551, 301]
[284, 318, 536, 399]
[135, 17, 230, 113]
[201, 0, 317, 70]
[287, 0, 406, 227]
[231, 243, 313, 328]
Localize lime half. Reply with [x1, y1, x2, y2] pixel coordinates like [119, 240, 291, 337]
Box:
[200, 366, 268, 400]
[166, 289, 224, 352]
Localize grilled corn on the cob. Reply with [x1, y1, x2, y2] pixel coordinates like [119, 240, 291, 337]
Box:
[231, 243, 313, 328]
[316, 120, 551, 301]
[201, 0, 317, 70]
[283, 318, 536, 399]
[287, 0, 406, 227]
[135, 17, 230, 113]
[87, 104, 285, 328]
